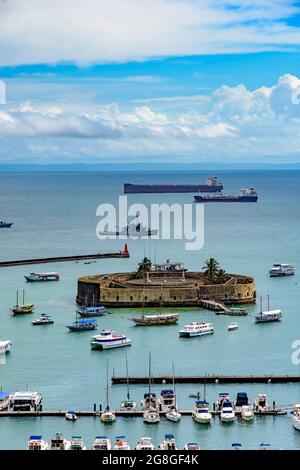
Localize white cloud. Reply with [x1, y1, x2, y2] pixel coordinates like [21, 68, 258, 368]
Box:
[0, 1, 300, 66]
[1, 74, 300, 162]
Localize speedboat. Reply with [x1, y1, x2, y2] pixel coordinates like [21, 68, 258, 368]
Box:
[179, 322, 214, 338]
[27, 435, 49, 450]
[0, 221, 12, 228]
[241, 405, 254, 421]
[220, 401, 235, 423]
[192, 400, 212, 424]
[269, 263, 295, 277]
[93, 436, 112, 450]
[143, 407, 160, 424]
[113, 436, 130, 450]
[65, 410, 77, 421]
[49, 433, 71, 450]
[292, 404, 300, 431]
[70, 436, 86, 450]
[100, 406, 116, 423]
[25, 272, 60, 282]
[32, 314, 54, 325]
[120, 399, 137, 411]
[228, 322, 238, 331]
[159, 389, 176, 411]
[160, 434, 177, 450]
[77, 306, 110, 317]
[91, 329, 132, 350]
[136, 437, 155, 450]
[216, 393, 230, 412]
[255, 393, 268, 412]
[0, 340, 11, 353]
[184, 443, 201, 450]
[66, 318, 97, 332]
[165, 406, 181, 422]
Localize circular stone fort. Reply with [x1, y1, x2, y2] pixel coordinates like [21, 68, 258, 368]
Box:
[76, 259, 256, 308]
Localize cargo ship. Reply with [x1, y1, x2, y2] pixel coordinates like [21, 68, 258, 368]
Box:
[194, 188, 258, 203]
[124, 177, 223, 194]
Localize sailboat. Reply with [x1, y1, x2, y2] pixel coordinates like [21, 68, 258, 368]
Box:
[143, 353, 160, 424]
[192, 374, 212, 424]
[11, 290, 34, 315]
[66, 308, 98, 332]
[77, 293, 110, 318]
[165, 362, 181, 422]
[101, 360, 116, 423]
[255, 294, 282, 323]
[120, 349, 137, 411]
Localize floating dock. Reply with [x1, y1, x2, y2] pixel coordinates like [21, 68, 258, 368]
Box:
[112, 374, 300, 384]
[0, 247, 129, 267]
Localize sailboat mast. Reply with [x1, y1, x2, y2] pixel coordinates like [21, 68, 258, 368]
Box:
[148, 352, 151, 395]
[267, 292, 270, 311]
[260, 295, 263, 314]
[23, 289, 25, 305]
[106, 360, 109, 408]
[204, 374, 207, 401]
[126, 349, 130, 400]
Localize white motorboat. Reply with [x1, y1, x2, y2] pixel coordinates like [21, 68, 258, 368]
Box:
[114, 436, 130, 450]
[241, 405, 254, 421]
[101, 406, 116, 423]
[91, 329, 132, 350]
[143, 407, 160, 424]
[179, 322, 214, 338]
[184, 442, 201, 450]
[27, 435, 49, 450]
[136, 437, 155, 450]
[192, 400, 212, 424]
[160, 434, 177, 450]
[0, 392, 10, 411]
[8, 391, 42, 412]
[292, 404, 300, 431]
[220, 401, 235, 423]
[65, 410, 77, 421]
[0, 340, 11, 354]
[159, 389, 176, 412]
[269, 263, 295, 277]
[93, 436, 112, 450]
[32, 314, 54, 325]
[141, 392, 159, 410]
[255, 393, 268, 412]
[70, 436, 86, 450]
[234, 392, 249, 412]
[228, 322, 238, 331]
[49, 433, 71, 450]
[216, 393, 230, 411]
[165, 407, 181, 422]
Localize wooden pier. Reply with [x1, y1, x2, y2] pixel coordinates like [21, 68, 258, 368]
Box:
[112, 374, 300, 384]
[0, 249, 129, 267]
[200, 299, 232, 314]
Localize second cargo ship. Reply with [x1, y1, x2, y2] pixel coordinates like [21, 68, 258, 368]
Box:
[194, 188, 258, 203]
[124, 176, 223, 194]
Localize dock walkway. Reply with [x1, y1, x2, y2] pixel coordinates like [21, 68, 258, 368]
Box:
[200, 299, 232, 314]
[112, 374, 300, 384]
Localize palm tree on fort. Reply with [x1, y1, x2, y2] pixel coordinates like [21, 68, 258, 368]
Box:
[133, 257, 152, 279]
[202, 258, 220, 281]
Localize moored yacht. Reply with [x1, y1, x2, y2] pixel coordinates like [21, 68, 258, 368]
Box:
[8, 391, 42, 412]
[70, 436, 86, 450]
[101, 406, 116, 423]
[228, 322, 238, 331]
[143, 407, 160, 424]
[65, 410, 77, 421]
[179, 322, 214, 338]
[66, 318, 97, 332]
[255, 393, 268, 412]
[241, 405, 254, 421]
[136, 437, 155, 450]
[192, 400, 212, 424]
[159, 389, 176, 412]
[49, 433, 71, 450]
[160, 434, 177, 451]
[166, 406, 181, 422]
[141, 393, 159, 410]
[292, 404, 300, 431]
[91, 329, 131, 350]
[234, 392, 249, 412]
[93, 436, 112, 450]
[27, 435, 49, 450]
[220, 401, 235, 423]
[216, 393, 230, 412]
[184, 442, 201, 450]
[113, 436, 130, 450]
[78, 306, 110, 317]
[121, 348, 137, 411]
[269, 263, 295, 277]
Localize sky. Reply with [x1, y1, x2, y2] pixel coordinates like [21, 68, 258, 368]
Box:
[1, 0, 300, 165]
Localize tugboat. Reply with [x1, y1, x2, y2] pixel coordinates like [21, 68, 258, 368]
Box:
[0, 221, 13, 228]
[32, 314, 54, 325]
[11, 290, 34, 316]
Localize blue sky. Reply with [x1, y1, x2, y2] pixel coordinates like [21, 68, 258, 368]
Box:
[1, 0, 300, 164]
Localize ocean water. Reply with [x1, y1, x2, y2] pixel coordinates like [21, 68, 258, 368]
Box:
[0, 170, 300, 450]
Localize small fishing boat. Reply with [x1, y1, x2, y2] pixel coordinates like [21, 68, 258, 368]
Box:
[228, 322, 238, 331]
[11, 290, 34, 315]
[129, 312, 179, 326]
[136, 437, 155, 450]
[27, 435, 49, 450]
[70, 436, 86, 450]
[0, 340, 11, 353]
[49, 433, 71, 450]
[77, 306, 110, 317]
[292, 404, 300, 431]
[121, 349, 137, 411]
[113, 436, 130, 450]
[254, 393, 268, 412]
[220, 401, 235, 423]
[65, 410, 77, 421]
[179, 322, 214, 338]
[0, 392, 10, 411]
[269, 263, 295, 277]
[24, 272, 60, 282]
[160, 434, 177, 451]
[32, 314, 54, 325]
[101, 360, 117, 423]
[91, 329, 131, 350]
[0, 221, 13, 228]
[184, 443, 201, 450]
[93, 436, 112, 450]
[241, 405, 254, 421]
[166, 406, 181, 422]
[232, 443, 242, 450]
[192, 400, 212, 424]
[255, 295, 282, 323]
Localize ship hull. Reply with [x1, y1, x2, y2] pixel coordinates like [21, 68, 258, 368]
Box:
[194, 196, 258, 203]
[124, 184, 223, 194]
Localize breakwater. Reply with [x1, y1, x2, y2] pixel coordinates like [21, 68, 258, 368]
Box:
[112, 374, 300, 384]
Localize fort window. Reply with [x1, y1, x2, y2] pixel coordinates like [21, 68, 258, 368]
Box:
[130, 296, 133, 301]
[116, 296, 119, 301]
[173, 296, 176, 300]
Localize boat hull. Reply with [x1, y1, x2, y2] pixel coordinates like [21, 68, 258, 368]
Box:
[91, 339, 132, 350]
[124, 184, 223, 194]
[179, 330, 214, 337]
[293, 416, 300, 431]
[194, 195, 257, 203]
